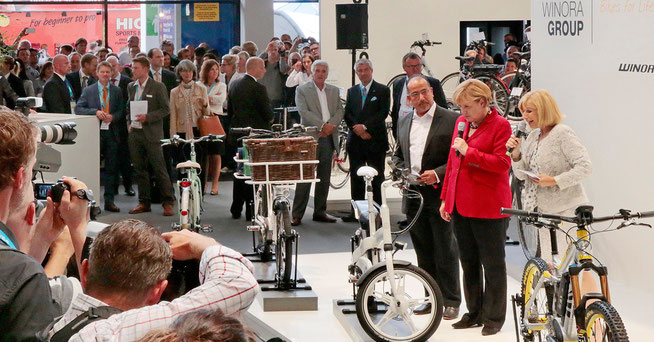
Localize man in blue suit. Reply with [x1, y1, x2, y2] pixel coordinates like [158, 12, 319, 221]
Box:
[75, 61, 124, 212]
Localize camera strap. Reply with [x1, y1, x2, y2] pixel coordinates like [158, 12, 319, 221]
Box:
[0, 229, 17, 250]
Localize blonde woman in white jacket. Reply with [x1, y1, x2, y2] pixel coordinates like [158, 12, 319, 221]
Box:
[200, 59, 227, 195]
[506, 89, 597, 298]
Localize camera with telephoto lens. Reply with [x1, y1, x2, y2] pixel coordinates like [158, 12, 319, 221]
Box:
[16, 97, 43, 116]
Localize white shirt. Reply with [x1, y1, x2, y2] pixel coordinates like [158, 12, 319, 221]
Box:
[135, 78, 148, 100]
[55, 72, 67, 83]
[78, 69, 90, 88]
[399, 76, 413, 117]
[315, 82, 330, 123]
[285, 69, 312, 87]
[409, 102, 437, 179]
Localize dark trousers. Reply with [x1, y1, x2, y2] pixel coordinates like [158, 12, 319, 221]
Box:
[231, 178, 253, 220]
[452, 207, 508, 329]
[128, 129, 175, 206]
[116, 125, 133, 190]
[221, 115, 237, 170]
[407, 196, 461, 307]
[348, 145, 385, 205]
[100, 131, 119, 204]
[292, 137, 334, 219]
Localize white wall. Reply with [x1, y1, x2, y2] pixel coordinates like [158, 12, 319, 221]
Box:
[320, 0, 531, 90]
[241, 0, 274, 55]
[532, 0, 654, 295]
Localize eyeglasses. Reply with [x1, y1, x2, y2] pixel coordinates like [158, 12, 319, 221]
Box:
[409, 89, 430, 98]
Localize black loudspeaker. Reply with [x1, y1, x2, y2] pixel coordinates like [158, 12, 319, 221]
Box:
[336, 4, 368, 50]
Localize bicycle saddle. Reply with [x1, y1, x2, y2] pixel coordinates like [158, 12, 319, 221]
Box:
[176, 161, 202, 170]
[357, 166, 378, 178]
[455, 56, 475, 62]
[516, 51, 531, 59]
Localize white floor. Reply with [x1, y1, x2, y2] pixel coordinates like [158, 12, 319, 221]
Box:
[248, 249, 654, 341]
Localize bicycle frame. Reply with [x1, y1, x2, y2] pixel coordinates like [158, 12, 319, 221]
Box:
[177, 142, 203, 230]
[522, 225, 611, 340]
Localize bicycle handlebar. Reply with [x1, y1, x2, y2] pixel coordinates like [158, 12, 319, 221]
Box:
[160, 134, 224, 146]
[501, 207, 654, 225]
[231, 124, 318, 140]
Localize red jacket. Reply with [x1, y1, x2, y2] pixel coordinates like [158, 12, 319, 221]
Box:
[440, 109, 512, 219]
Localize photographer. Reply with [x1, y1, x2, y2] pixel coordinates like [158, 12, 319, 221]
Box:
[48, 220, 259, 341]
[259, 40, 290, 109]
[0, 108, 89, 341]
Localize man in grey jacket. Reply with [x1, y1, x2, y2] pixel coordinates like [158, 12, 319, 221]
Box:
[291, 60, 344, 225]
[258, 40, 289, 108]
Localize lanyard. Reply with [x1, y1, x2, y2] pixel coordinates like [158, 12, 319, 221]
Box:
[0, 229, 17, 250]
[207, 82, 216, 95]
[64, 78, 73, 98]
[135, 84, 142, 101]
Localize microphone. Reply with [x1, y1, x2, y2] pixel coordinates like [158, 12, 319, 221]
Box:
[456, 122, 465, 157]
[506, 120, 527, 156]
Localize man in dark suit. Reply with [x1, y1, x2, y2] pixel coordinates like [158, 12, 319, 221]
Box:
[0, 56, 27, 98]
[343, 59, 390, 221]
[126, 56, 175, 216]
[66, 53, 98, 101]
[108, 56, 135, 196]
[147, 48, 178, 196]
[0, 73, 18, 109]
[390, 52, 448, 138]
[392, 75, 461, 320]
[292, 60, 344, 225]
[227, 57, 274, 220]
[42, 54, 74, 114]
[74, 61, 124, 212]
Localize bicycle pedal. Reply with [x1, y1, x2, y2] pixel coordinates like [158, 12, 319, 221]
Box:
[247, 225, 262, 231]
[200, 225, 213, 233]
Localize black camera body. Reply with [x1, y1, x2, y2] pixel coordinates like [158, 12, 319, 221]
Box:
[34, 180, 70, 203]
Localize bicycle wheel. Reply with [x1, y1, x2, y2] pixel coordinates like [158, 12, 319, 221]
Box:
[356, 264, 443, 342]
[520, 257, 553, 342]
[585, 301, 629, 342]
[512, 171, 541, 259]
[336, 137, 349, 173]
[474, 75, 509, 117]
[275, 202, 294, 285]
[440, 72, 462, 110]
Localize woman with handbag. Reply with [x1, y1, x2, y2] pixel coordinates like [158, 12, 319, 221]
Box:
[200, 59, 227, 195]
[170, 59, 212, 194]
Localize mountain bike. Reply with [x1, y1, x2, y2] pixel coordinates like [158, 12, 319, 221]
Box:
[344, 165, 443, 342]
[233, 124, 318, 289]
[161, 134, 223, 232]
[502, 206, 654, 342]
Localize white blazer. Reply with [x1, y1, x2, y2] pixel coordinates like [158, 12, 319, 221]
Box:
[206, 81, 227, 115]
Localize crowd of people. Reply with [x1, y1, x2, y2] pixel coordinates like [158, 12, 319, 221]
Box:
[0, 26, 596, 340]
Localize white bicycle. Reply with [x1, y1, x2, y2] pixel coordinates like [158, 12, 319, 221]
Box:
[161, 134, 223, 232]
[233, 124, 318, 289]
[344, 165, 444, 341]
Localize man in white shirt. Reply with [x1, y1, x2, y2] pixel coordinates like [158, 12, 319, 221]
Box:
[392, 75, 462, 320]
[291, 60, 344, 225]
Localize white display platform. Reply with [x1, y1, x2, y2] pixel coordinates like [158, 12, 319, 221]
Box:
[248, 248, 653, 341]
[30, 113, 100, 201]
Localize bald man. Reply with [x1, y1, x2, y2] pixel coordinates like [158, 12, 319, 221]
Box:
[227, 57, 273, 220]
[392, 75, 462, 319]
[42, 54, 75, 113]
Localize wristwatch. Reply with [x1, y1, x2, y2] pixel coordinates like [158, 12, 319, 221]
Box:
[75, 189, 94, 202]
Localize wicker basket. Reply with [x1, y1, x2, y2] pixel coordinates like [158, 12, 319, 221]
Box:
[244, 137, 318, 181]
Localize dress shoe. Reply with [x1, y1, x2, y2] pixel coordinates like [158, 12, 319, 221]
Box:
[125, 188, 136, 196]
[341, 214, 357, 223]
[413, 303, 431, 315]
[481, 325, 501, 336]
[232, 212, 242, 219]
[162, 203, 174, 216]
[129, 203, 151, 214]
[452, 314, 482, 329]
[313, 214, 337, 223]
[291, 217, 302, 226]
[104, 203, 120, 213]
[443, 306, 459, 320]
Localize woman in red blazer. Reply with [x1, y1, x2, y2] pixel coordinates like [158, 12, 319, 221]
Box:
[439, 79, 512, 336]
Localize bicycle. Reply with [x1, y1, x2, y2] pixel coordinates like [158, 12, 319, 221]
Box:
[232, 124, 318, 289]
[501, 50, 532, 121]
[161, 134, 223, 232]
[502, 206, 654, 342]
[330, 121, 350, 190]
[343, 165, 443, 341]
[386, 39, 442, 89]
